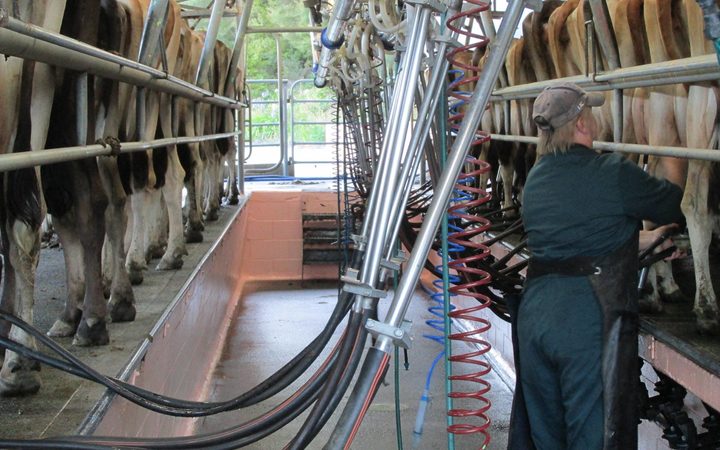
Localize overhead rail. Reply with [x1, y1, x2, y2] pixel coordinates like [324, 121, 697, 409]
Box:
[490, 134, 720, 163]
[181, 9, 239, 18]
[0, 9, 244, 109]
[0, 132, 240, 173]
[490, 54, 720, 101]
[246, 26, 324, 33]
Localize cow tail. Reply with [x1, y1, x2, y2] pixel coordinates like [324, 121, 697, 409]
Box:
[8, 59, 42, 231]
[709, 162, 720, 215]
[153, 127, 168, 189]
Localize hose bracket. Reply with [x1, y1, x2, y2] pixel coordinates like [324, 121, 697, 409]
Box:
[365, 318, 413, 349]
[341, 273, 387, 299]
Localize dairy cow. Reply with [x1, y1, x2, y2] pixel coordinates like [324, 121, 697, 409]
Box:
[0, 0, 65, 396]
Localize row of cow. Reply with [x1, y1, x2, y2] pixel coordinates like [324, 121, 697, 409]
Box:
[472, 0, 720, 334]
[0, 0, 243, 396]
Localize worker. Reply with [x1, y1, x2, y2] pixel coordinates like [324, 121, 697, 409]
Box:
[507, 82, 684, 450]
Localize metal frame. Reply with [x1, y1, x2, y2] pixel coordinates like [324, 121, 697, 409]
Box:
[289, 79, 338, 171]
[0, 0, 253, 182]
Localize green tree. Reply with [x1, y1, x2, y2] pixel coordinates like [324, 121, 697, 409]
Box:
[184, 0, 317, 80]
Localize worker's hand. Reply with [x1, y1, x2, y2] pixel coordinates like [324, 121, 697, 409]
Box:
[640, 223, 686, 261]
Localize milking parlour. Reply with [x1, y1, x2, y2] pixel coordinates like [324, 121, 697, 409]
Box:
[1, 0, 720, 449]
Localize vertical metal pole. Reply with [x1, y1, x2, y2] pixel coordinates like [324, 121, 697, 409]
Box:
[238, 107, 245, 194]
[138, 0, 170, 66]
[225, 0, 253, 94]
[380, 10, 460, 264]
[77, 72, 88, 145]
[195, 0, 226, 87]
[275, 34, 289, 176]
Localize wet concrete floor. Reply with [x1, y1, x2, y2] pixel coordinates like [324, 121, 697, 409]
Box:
[194, 280, 512, 449]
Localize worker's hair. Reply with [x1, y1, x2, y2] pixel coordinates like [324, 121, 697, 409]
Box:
[536, 107, 593, 157]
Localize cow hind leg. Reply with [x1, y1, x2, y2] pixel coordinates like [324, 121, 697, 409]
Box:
[655, 260, 688, 303]
[684, 87, 720, 334]
[143, 189, 167, 263]
[0, 220, 42, 396]
[73, 173, 110, 347]
[184, 146, 204, 243]
[639, 264, 665, 314]
[157, 150, 187, 271]
[47, 228, 84, 337]
[125, 191, 149, 285]
[98, 158, 136, 323]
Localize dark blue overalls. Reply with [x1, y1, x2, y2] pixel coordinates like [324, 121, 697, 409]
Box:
[509, 145, 683, 450]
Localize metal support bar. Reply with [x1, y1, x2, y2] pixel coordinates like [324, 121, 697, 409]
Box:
[181, 8, 238, 19]
[195, 0, 226, 86]
[381, 9, 462, 266]
[0, 11, 242, 108]
[246, 26, 323, 33]
[225, 0, 253, 94]
[355, 7, 433, 303]
[491, 54, 720, 100]
[374, 0, 527, 355]
[0, 132, 239, 173]
[490, 133, 720, 162]
[138, 0, 170, 66]
[276, 35, 289, 176]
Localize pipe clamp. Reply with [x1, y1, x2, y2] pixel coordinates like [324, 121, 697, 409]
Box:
[365, 319, 413, 349]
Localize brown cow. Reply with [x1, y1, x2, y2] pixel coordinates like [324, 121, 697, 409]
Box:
[0, 0, 65, 396]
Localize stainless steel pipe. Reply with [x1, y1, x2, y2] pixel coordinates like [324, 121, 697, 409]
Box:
[0, 10, 242, 108]
[0, 132, 239, 173]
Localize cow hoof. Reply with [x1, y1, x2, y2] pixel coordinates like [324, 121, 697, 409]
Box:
[205, 209, 219, 222]
[185, 229, 203, 244]
[662, 289, 689, 304]
[73, 319, 109, 347]
[102, 278, 112, 299]
[638, 297, 664, 314]
[503, 210, 519, 220]
[156, 256, 183, 271]
[110, 301, 136, 323]
[696, 316, 720, 336]
[0, 362, 41, 397]
[145, 244, 166, 262]
[128, 268, 144, 285]
[228, 195, 239, 205]
[47, 319, 77, 337]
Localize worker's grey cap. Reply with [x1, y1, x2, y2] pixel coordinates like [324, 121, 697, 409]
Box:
[532, 82, 604, 131]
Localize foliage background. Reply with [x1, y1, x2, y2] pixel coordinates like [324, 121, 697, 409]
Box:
[184, 0, 335, 146]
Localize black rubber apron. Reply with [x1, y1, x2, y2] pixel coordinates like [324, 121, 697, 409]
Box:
[508, 234, 640, 450]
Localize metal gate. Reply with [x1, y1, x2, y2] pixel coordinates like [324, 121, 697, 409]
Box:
[244, 78, 337, 177]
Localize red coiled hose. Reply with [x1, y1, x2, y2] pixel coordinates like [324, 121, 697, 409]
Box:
[444, 0, 494, 447]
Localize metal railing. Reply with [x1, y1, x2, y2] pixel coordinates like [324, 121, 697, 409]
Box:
[289, 79, 338, 176]
[244, 78, 338, 177]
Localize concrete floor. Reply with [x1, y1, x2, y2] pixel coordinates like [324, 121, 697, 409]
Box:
[0, 203, 241, 440]
[194, 280, 512, 449]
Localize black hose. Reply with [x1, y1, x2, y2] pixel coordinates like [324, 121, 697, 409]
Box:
[311, 319, 369, 439]
[287, 309, 367, 449]
[40, 333, 344, 449]
[323, 347, 389, 450]
[0, 285, 353, 416]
